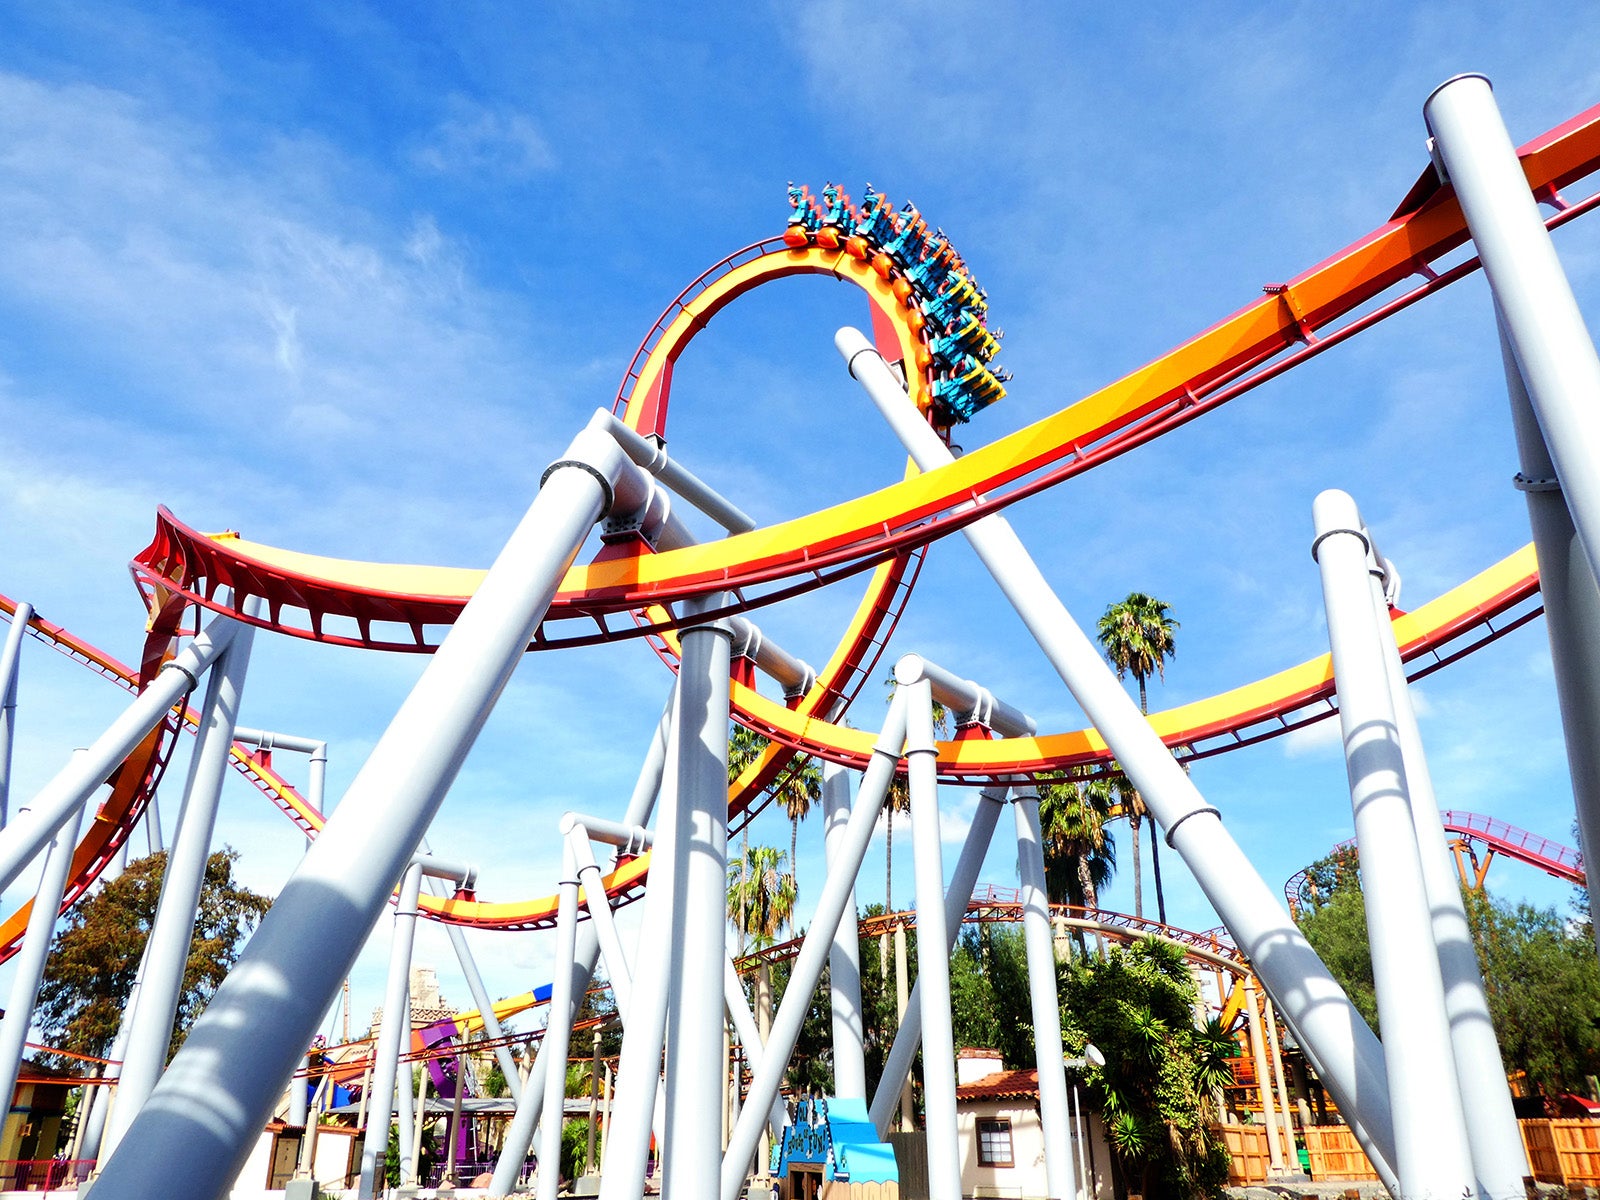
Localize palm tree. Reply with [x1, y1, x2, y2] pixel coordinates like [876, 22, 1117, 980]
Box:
[779, 760, 822, 917]
[1097, 592, 1179, 924]
[728, 727, 820, 931]
[1035, 770, 1118, 913]
[727, 844, 796, 955]
[1035, 770, 1118, 958]
[726, 842, 795, 1174]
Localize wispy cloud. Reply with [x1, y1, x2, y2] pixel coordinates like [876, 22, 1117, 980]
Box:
[410, 96, 556, 180]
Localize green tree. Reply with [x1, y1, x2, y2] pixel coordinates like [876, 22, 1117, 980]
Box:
[729, 727, 820, 930]
[1035, 770, 1118, 919]
[37, 848, 271, 1066]
[949, 925, 1033, 1068]
[1061, 937, 1232, 1199]
[1097, 592, 1180, 923]
[1297, 851, 1600, 1095]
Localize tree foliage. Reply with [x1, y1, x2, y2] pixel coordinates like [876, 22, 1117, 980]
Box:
[1060, 937, 1231, 1199]
[37, 848, 271, 1067]
[1096, 592, 1179, 924]
[1035, 769, 1118, 917]
[728, 726, 821, 920]
[1297, 850, 1600, 1096]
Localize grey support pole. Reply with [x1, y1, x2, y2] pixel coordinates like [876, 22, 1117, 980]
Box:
[869, 784, 1007, 1137]
[489, 924, 601, 1196]
[1368, 513, 1527, 1197]
[1312, 490, 1475, 1199]
[77, 942, 152, 1164]
[840, 327, 1399, 1188]
[597, 698, 690, 1200]
[1498, 314, 1600, 966]
[93, 412, 653, 1200]
[0, 602, 33, 830]
[535, 841, 581, 1200]
[721, 959, 788, 1138]
[903, 676, 961, 1200]
[1425, 75, 1600, 588]
[662, 593, 733, 1200]
[823, 757, 868, 1101]
[103, 625, 255, 1156]
[143, 792, 162, 856]
[1013, 780, 1077, 1200]
[598, 796, 685, 1197]
[720, 693, 909, 1200]
[396, 994, 416, 1184]
[0, 784, 86, 1109]
[0, 616, 239, 894]
[358, 859, 425, 1200]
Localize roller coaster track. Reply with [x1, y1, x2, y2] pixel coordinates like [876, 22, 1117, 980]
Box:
[7, 101, 1600, 947]
[1284, 809, 1585, 911]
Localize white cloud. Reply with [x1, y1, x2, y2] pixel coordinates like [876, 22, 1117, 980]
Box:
[410, 96, 555, 180]
[1282, 714, 1344, 759]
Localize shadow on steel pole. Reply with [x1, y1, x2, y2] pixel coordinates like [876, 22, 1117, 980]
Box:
[92, 413, 654, 1200]
[839, 326, 1399, 1191]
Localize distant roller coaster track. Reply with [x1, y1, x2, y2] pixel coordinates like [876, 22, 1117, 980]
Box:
[1284, 809, 1585, 912]
[4, 98, 1600, 951]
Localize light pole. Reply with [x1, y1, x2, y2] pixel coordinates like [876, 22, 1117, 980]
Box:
[1062, 1045, 1104, 1200]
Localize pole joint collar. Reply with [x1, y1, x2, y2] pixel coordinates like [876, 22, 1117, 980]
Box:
[1164, 805, 1222, 848]
[1309, 525, 1368, 564]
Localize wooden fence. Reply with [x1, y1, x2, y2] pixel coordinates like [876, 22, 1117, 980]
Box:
[1213, 1124, 1269, 1185]
[1522, 1118, 1600, 1188]
[1212, 1122, 1381, 1184]
[1304, 1126, 1380, 1182]
[819, 1182, 899, 1199]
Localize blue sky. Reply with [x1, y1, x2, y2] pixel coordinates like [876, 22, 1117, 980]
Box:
[2, 2, 1599, 1037]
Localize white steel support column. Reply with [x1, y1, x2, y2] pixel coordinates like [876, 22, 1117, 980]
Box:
[597, 747, 691, 1200]
[719, 693, 908, 1200]
[662, 593, 733, 1200]
[823, 757, 867, 1100]
[105, 625, 255, 1156]
[0, 615, 239, 894]
[1312, 489, 1475, 1199]
[94, 412, 652, 1200]
[1013, 782, 1077, 1200]
[357, 859, 424, 1200]
[903, 676, 960, 1200]
[870, 784, 1007, 1137]
[722, 959, 789, 1138]
[0, 602, 32, 829]
[535, 841, 582, 1200]
[841, 327, 1399, 1188]
[599, 778, 686, 1197]
[1425, 75, 1600, 588]
[566, 824, 671, 1156]
[395, 994, 415, 1183]
[490, 924, 601, 1196]
[1368, 499, 1527, 1197]
[504, 703, 673, 1197]
[0, 782, 86, 1109]
[77, 942, 151, 1164]
[1499, 312, 1600, 966]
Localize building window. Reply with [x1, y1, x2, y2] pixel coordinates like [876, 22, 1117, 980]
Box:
[977, 1118, 1014, 1167]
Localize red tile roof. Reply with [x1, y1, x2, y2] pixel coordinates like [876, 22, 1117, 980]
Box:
[956, 1067, 1040, 1102]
